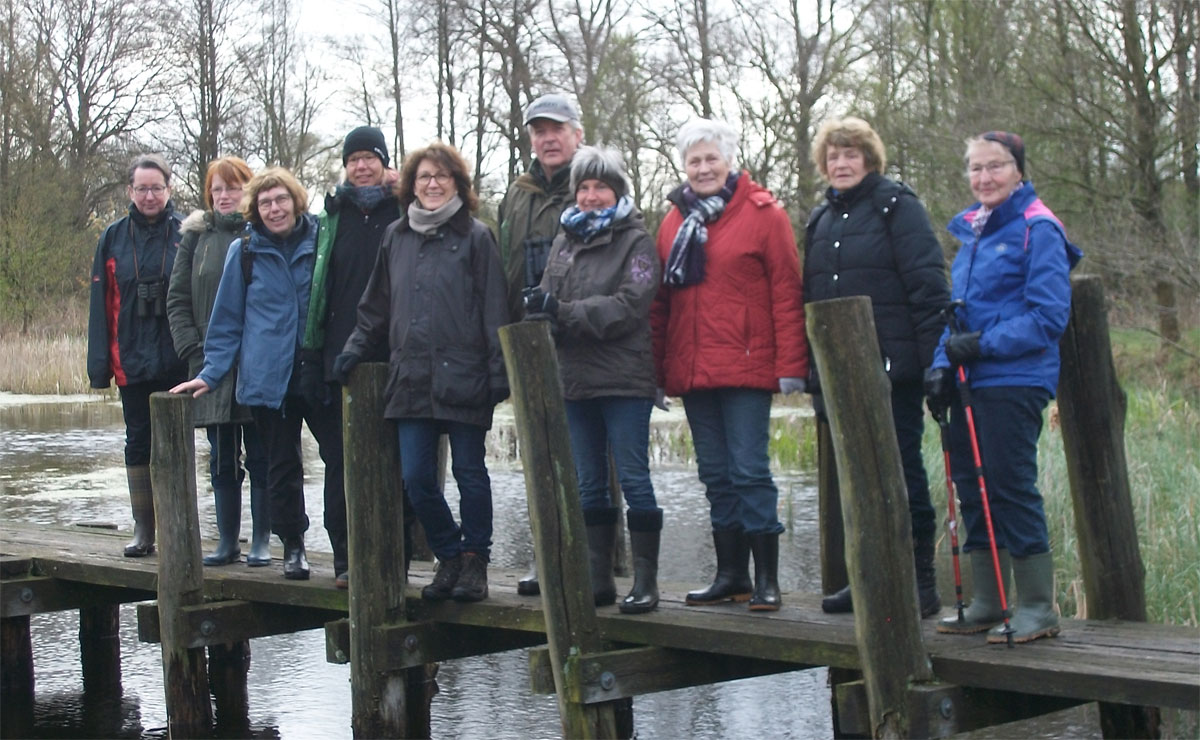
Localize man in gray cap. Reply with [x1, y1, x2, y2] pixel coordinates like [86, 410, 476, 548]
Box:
[499, 93, 584, 324]
[499, 93, 584, 595]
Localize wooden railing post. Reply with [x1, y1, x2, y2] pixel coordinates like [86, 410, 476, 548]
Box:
[499, 321, 620, 739]
[344, 362, 434, 738]
[1057, 275, 1160, 739]
[806, 297, 934, 739]
[149, 391, 213, 736]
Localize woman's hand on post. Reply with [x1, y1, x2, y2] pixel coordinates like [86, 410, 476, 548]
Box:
[170, 378, 211, 398]
[654, 388, 670, 411]
[778, 377, 806, 395]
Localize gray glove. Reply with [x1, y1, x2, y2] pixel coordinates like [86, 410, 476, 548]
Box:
[779, 377, 806, 395]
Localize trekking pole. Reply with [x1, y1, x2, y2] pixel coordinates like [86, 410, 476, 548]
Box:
[944, 300, 1014, 647]
[931, 402, 965, 624]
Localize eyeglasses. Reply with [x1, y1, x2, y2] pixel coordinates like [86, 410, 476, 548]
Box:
[967, 160, 1015, 177]
[257, 194, 293, 211]
[347, 152, 379, 166]
[211, 185, 243, 196]
[132, 185, 168, 196]
[416, 172, 452, 186]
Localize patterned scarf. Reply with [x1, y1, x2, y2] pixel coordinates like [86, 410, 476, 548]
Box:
[560, 195, 634, 240]
[337, 183, 392, 213]
[663, 171, 739, 286]
[970, 205, 992, 237]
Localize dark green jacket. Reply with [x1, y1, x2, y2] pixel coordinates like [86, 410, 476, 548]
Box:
[498, 159, 573, 322]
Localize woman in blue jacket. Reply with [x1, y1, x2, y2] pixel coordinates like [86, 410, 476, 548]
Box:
[172, 167, 323, 582]
[925, 132, 1082, 643]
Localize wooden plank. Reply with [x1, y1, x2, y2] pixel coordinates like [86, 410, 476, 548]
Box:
[135, 600, 345, 647]
[150, 392, 213, 734]
[807, 296, 935, 738]
[1, 575, 154, 617]
[328, 621, 548, 670]
[500, 321, 620, 739]
[1058, 275, 1160, 738]
[0, 557, 32, 578]
[528, 645, 804, 702]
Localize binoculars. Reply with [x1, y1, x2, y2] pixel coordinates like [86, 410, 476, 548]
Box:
[136, 276, 166, 318]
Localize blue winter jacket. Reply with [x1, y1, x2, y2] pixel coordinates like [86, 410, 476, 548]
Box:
[199, 214, 319, 409]
[932, 182, 1083, 395]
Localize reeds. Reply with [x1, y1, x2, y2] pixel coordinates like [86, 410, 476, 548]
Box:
[0, 332, 99, 396]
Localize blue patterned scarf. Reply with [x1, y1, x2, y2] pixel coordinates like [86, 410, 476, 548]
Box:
[560, 195, 634, 240]
[664, 171, 739, 286]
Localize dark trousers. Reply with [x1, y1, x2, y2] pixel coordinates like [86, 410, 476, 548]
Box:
[396, 418, 493, 561]
[251, 393, 346, 542]
[949, 385, 1052, 557]
[206, 422, 268, 492]
[891, 380, 936, 543]
[118, 380, 175, 466]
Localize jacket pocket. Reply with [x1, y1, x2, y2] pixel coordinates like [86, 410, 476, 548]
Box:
[432, 345, 488, 407]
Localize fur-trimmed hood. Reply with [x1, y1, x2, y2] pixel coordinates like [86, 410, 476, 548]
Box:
[180, 209, 207, 234]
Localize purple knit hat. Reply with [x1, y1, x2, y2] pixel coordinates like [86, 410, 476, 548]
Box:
[981, 131, 1025, 176]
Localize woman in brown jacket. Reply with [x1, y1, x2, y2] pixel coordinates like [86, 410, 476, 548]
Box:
[338, 143, 509, 603]
[523, 146, 662, 614]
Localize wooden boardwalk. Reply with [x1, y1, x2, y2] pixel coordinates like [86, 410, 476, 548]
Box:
[3, 520, 1196, 716]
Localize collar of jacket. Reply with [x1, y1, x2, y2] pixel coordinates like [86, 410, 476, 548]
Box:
[952, 181, 1036, 240]
[516, 158, 573, 196]
[825, 171, 883, 207]
[398, 202, 473, 236]
[666, 170, 758, 214]
[128, 200, 178, 227]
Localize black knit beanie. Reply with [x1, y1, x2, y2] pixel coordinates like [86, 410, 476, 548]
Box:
[342, 126, 389, 167]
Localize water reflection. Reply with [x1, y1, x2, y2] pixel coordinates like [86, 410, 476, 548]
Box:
[0, 395, 1099, 739]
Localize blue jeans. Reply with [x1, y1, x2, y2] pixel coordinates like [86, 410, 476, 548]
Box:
[949, 385, 1051, 557]
[397, 419, 493, 561]
[206, 422, 268, 492]
[564, 397, 659, 514]
[682, 388, 784, 535]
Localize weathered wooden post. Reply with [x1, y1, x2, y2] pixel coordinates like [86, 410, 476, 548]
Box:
[149, 391, 213, 735]
[79, 604, 122, 694]
[1057, 275, 1160, 739]
[807, 297, 935, 739]
[1, 613, 34, 737]
[499, 321, 621, 739]
[344, 362, 434, 738]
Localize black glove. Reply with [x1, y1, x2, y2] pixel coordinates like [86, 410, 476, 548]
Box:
[332, 352, 361, 387]
[924, 367, 955, 418]
[945, 331, 982, 365]
[523, 288, 558, 318]
[298, 350, 326, 408]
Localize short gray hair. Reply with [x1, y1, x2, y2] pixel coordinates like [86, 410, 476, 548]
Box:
[570, 145, 631, 199]
[676, 119, 739, 171]
[128, 153, 172, 185]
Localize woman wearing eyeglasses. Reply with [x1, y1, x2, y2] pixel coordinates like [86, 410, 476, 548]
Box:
[925, 132, 1082, 643]
[338, 143, 509, 603]
[166, 156, 270, 568]
[88, 154, 188, 557]
[172, 167, 325, 582]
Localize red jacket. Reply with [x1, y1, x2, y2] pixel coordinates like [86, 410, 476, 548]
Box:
[651, 172, 809, 396]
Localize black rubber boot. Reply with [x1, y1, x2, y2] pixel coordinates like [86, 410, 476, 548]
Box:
[451, 552, 488, 602]
[748, 532, 782, 611]
[281, 536, 310, 580]
[620, 509, 662, 615]
[203, 484, 242, 566]
[246, 485, 271, 566]
[422, 554, 462, 601]
[914, 537, 941, 618]
[123, 465, 156, 557]
[821, 585, 852, 613]
[584, 507, 618, 607]
[331, 531, 349, 590]
[517, 562, 540, 596]
[686, 529, 752, 605]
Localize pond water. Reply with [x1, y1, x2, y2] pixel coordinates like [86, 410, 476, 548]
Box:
[0, 393, 1101, 738]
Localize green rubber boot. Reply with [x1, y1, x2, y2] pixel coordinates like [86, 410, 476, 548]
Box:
[937, 549, 1010, 634]
[988, 551, 1060, 644]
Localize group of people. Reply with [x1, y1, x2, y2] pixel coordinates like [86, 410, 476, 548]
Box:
[87, 92, 1079, 643]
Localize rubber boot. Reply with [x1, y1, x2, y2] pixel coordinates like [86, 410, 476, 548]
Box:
[748, 532, 782, 611]
[620, 509, 662, 615]
[517, 562, 540, 596]
[246, 486, 272, 566]
[686, 529, 752, 605]
[123, 465, 156, 557]
[331, 531, 349, 590]
[203, 484, 242, 566]
[584, 507, 618, 607]
[281, 536, 310, 580]
[937, 549, 1010, 634]
[451, 552, 488, 602]
[821, 584, 852, 613]
[914, 537, 941, 618]
[989, 551, 1060, 644]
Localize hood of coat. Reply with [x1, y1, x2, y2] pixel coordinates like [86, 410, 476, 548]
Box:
[180, 209, 208, 234]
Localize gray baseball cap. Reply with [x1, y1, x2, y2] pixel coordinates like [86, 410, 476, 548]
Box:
[524, 94, 580, 126]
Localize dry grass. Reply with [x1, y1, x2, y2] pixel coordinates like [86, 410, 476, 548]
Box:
[0, 332, 99, 395]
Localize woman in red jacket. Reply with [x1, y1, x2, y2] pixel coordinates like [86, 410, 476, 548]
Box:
[651, 118, 809, 611]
